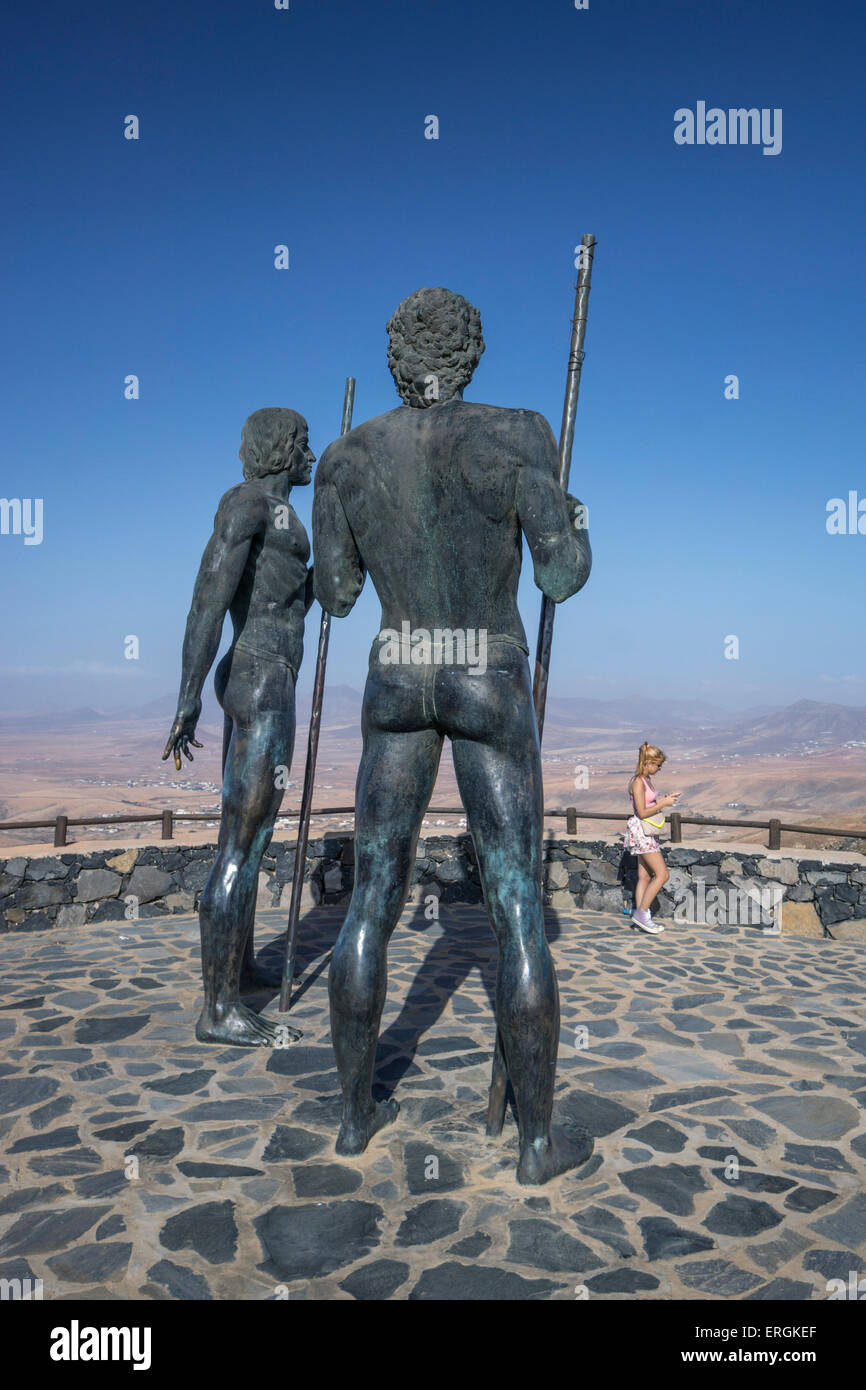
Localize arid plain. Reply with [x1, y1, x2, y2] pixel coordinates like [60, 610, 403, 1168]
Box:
[1, 691, 865, 855]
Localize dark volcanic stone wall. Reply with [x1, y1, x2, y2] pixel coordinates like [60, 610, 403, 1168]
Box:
[1, 836, 865, 938]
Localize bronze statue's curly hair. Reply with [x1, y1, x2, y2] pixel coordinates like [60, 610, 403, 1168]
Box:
[387, 287, 485, 407]
[239, 408, 305, 479]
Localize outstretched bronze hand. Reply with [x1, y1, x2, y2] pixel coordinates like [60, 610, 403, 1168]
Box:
[162, 700, 204, 772]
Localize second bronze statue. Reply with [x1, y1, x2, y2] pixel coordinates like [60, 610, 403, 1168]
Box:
[163, 408, 315, 1047]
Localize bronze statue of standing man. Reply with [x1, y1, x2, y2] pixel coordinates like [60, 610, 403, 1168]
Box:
[164, 408, 314, 1046]
[314, 289, 593, 1183]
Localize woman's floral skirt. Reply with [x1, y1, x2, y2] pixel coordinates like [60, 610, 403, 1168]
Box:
[624, 814, 661, 855]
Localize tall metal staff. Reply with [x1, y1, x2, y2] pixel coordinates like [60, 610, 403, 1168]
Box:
[486, 236, 597, 1135]
[534, 233, 596, 737]
[279, 376, 355, 1013]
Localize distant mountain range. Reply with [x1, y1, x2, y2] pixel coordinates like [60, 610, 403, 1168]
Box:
[711, 699, 866, 754]
[0, 686, 365, 733]
[0, 705, 111, 730]
[542, 696, 776, 731]
[1, 695, 865, 757]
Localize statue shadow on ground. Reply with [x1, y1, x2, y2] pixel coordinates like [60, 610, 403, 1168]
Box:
[237, 848, 644, 1056]
[371, 894, 563, 1123]
[249, 905, 346, 1010]
[250, 890, 566, 1123]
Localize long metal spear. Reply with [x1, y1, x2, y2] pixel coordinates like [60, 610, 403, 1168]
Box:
[485, 237, 596, 1135]
[533, 233, 596, 737]
[279, 376, 355, 1013]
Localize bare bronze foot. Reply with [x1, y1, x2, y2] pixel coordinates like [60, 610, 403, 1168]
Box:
[516, 1125, 594, 1186]
[336, 1099, 400, 1155]
[195, 1001, 285, 1047]
[239, 958, 284, 992]
[272, 1019, 303, 1046]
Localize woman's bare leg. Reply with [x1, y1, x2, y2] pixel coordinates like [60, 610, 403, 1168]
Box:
[635, 859, 651, 911]
[638, 851, 669, 913]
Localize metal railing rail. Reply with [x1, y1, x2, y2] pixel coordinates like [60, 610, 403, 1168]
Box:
[1, 806, 864, 851]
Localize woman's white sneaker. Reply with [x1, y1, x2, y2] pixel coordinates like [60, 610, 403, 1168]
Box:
[631, 909, 664, 934]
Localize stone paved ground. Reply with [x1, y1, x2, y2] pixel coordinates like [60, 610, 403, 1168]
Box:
[0, 901, 864, 1301]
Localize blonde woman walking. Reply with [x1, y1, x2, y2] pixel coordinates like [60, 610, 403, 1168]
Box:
[625, 742, 680, 934]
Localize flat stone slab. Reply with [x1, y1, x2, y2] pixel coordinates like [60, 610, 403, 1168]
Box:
[0, 902, 864, 1300]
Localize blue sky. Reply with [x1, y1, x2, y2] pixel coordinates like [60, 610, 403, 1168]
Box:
[1, 0, 864, 715]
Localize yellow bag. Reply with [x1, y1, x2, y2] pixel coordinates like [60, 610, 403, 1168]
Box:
[642, 814, 665, 831]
